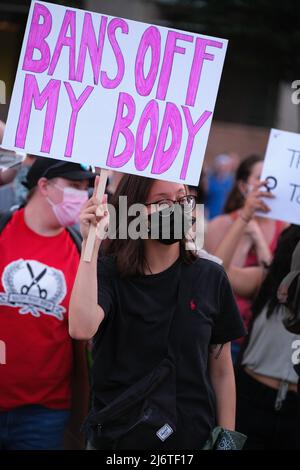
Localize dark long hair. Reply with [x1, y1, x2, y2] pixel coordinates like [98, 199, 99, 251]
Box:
[223, 154, 263, 214]
[105, 175, 197, 277]
[252, 225, 300, 318]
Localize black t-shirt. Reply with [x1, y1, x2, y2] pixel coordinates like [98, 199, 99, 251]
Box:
[92, 255, 245, 449]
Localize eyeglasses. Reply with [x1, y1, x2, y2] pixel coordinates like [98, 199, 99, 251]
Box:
[146, 195, 196, 215]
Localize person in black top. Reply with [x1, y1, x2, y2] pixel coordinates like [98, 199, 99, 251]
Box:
[69, 175, 245, 450]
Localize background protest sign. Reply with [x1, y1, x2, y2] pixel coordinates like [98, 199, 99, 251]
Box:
[260, 128, 300, 225]
[2, 0, 227, 186]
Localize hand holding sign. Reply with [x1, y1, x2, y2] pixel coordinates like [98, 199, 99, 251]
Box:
[240, 181, 273, 223]
[80, 172, 110, 259]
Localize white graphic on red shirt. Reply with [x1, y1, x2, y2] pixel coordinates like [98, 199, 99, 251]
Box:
[0, 259, 67, 321]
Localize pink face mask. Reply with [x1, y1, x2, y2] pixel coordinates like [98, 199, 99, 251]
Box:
[47, 184, 88, 227]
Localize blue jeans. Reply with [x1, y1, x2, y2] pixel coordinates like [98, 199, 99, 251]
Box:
[0, 405, 70, 450]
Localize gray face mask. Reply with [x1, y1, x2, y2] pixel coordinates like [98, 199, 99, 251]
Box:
[147, 205, 196, 245]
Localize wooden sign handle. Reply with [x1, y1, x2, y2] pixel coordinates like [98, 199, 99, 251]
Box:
[83, 169, 109, 262]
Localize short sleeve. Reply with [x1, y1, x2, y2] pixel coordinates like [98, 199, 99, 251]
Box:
[210, 271, 247, 344]
[97, 256, 115, 319]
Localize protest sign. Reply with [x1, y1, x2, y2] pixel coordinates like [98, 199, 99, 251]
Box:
[260, 128, 300, 225]
[2, 0, 227, 186]
[2, 0, 227, 259]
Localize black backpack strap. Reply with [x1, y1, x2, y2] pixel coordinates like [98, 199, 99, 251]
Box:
[278, 239, 300, 301]
[66, 226, 82, 254]
[277, 239, 300, 334]
[0, 210, 15, 233]
[0, 204, 28, 234]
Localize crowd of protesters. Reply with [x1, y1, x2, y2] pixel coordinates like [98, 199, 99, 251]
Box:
[0, 117, 299, 450]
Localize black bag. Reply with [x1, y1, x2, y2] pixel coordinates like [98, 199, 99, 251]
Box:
[82, 263, 193, 450]
[277, 239, 300, 334]
[83, 357, 177, 449]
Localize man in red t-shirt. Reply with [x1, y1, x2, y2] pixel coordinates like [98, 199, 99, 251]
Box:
[0, 157, 94, 449]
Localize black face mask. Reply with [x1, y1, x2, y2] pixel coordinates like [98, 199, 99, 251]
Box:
[147, 205, 196, 245]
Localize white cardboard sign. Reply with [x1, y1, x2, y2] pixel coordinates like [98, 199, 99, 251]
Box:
[2, 0, 227, 185]
[260, 128, 300, 225]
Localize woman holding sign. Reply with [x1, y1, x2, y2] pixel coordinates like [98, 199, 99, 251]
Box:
[214, 189, 300, 450]
[206, 155, 287, 361]
[69, 175, 245, 450]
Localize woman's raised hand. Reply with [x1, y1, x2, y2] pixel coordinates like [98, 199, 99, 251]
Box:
[79, 175, 110, 243]
[240, 181, 273, 223]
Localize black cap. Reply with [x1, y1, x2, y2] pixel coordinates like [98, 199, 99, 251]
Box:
[24, 157, 96, 190]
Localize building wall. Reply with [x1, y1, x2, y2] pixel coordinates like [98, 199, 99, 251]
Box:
[84, 0, 160, 22]
[205, 121, 270, 164]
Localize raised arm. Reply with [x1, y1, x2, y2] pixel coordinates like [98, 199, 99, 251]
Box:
[205, 212, 259, 267]
[215, 182, 272, 298]
[225, 265, 264, 299]
[205, 215, 233, 254]
[69, 176, 109, 340]
[215, 182, 272, 270]
[243, 219, 272, 267]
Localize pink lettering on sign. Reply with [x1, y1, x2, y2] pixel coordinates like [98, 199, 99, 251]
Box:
[22, 3, 52, 73]
[106, 92, 136, 168]
[15, 74, 61, 153]
[180, 107, 211, 180]
[75, 14, 108, 84]
[64, 83, 94, 158]
[135, 26, 161, 97]
[156, 31, 193, 102]
[48, 10, 76, 80]
[151, 102, 182, 175]
[185, 38, 223, 107]
[135, 100, 159, 171]
[100, 19, 129, 89]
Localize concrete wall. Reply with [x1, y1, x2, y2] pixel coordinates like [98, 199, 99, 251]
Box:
[205, 121, 270, 164]
[84, 0, 160, 22]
